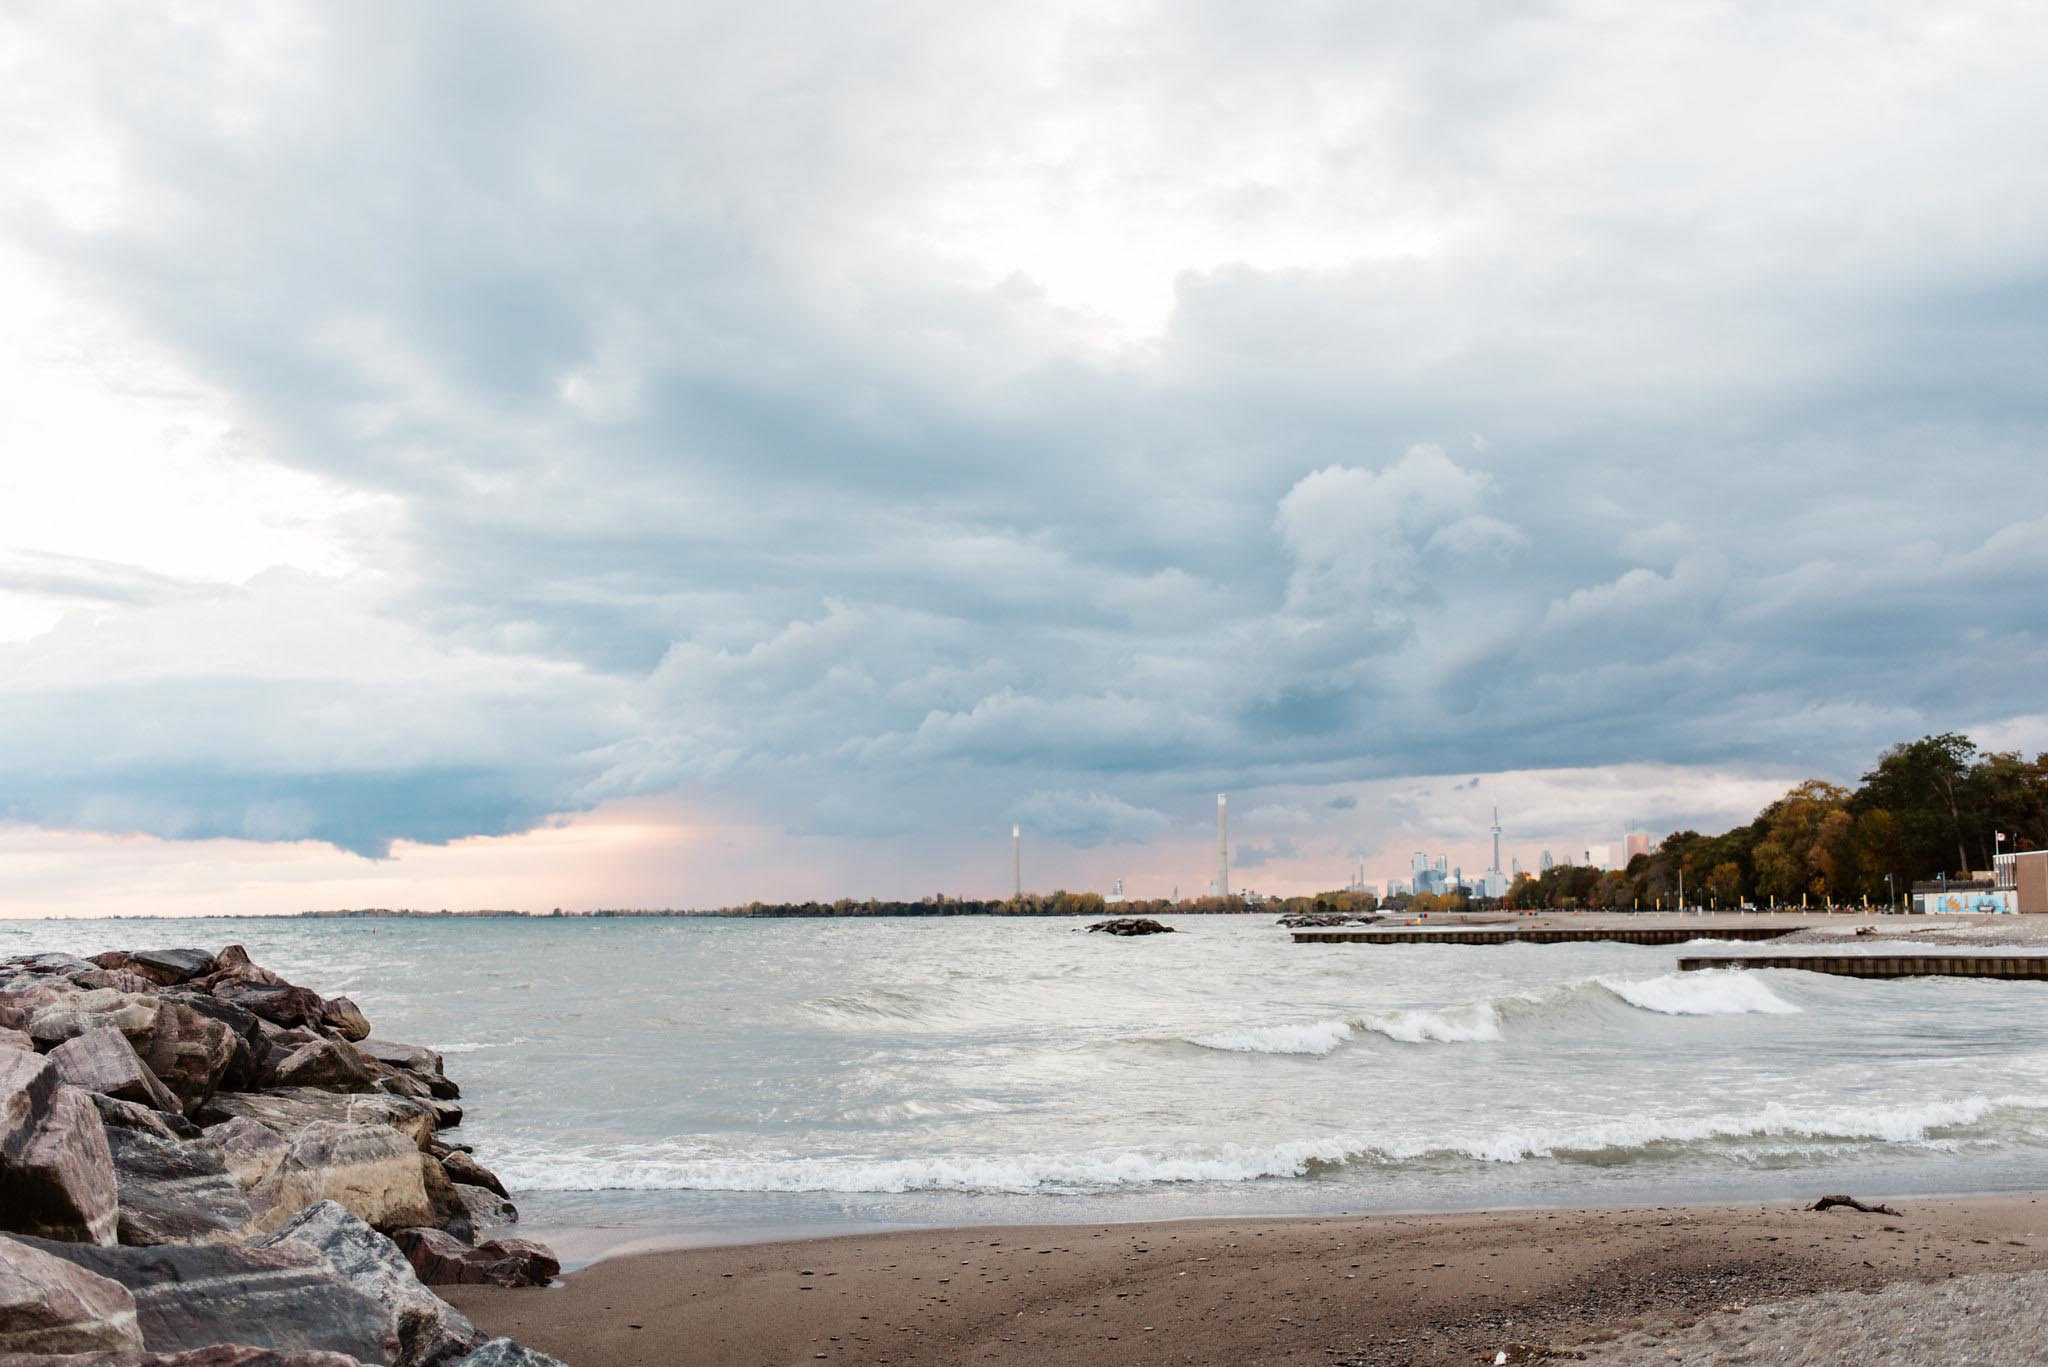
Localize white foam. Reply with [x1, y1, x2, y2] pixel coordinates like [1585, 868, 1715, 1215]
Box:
[1367, 1001, 1505, 1043]
[486, 1095, 2048, 1194]
[1187, 1019, 1355, 1055]
[1598, 972, 1801, 1017]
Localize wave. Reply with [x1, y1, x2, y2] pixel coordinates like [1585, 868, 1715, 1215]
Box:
[803, 987, 946, 1024]
[1177, 973, 1798, 1056]
[487, 1095, 2048, 1195]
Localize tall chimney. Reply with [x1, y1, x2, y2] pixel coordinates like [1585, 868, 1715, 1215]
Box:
[1217, 793, 1229, 897]
[1012, 824, 1021, 900]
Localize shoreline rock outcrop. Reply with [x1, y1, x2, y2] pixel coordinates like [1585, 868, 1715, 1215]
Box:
[2, 946, 562, 1367]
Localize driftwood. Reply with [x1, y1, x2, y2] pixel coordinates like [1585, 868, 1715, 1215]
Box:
[1810, 1194, 1901, 1216]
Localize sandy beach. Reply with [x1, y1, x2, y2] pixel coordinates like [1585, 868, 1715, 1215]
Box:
[444, 1194, 2048, 1365]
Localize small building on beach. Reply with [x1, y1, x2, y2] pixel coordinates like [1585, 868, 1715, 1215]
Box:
[1913, 878, 2016, 914]
[1995, 850, 2048, 914]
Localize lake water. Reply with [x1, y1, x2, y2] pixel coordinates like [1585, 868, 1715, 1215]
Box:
[10, 915, 2048, 1254]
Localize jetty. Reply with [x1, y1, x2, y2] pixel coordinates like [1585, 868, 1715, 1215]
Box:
[1678, 954, 2048, 979]
[1293, 924, 1805, 946]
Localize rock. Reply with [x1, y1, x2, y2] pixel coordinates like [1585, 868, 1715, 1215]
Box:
[358, 1041, 442, 1076]
[128, 1003, 235, 1114]
[424, 1099, 462, 1131]
[0, 1233, 142, 1354]
[158, 996, 262, 1094]
[250, 1122, 433, 1234]
[437, 1153, 505, 1199]
[197, 1089, 437, 1150]
[26, 996, 234, 1114]
[449, 1186, 516, 1240]
[393, 1229, 557, 1289]
[262, 1040, 376, 1094]
[105, 1129, 253, 1246]
[3, 953, 98, 978]
[87, 952, 217, 990]
[0, 1347, 369, 1365]
[90, 1096, 201, 1145]
[319, 999, 372, 1044]
[50, 1031, 184, 1115]
[17, 1236, 397, 1365]
[206, 983, 328, 1033]
[359, 1043, 458, 1102]
[417, 1154, 466, 1238]
[205, 1119, 287, 1194]
[70, 969, 164, 995]
[0, 1051, 118, 1245]
[449, 1339, 566, 1367]
[0, 1030, 29, 1053]
[1084, 917, 1176, 936]
[27, 991, 159, 1052]
[257, 1202, 484, 1367]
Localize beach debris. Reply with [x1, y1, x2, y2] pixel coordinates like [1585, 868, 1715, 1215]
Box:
[1809, 1194, 1902, 1216]
[1492, 1346, 1586, 1363]
[1086, 918, 1176, 936]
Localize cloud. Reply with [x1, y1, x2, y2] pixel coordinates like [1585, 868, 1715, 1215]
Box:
[0, 1, 2043, 884]
[1009, 791, 1171, 848]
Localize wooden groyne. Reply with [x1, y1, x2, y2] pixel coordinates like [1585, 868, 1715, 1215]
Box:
[1678, 954, 2048, 979]
[1291, 925, 1806, 946]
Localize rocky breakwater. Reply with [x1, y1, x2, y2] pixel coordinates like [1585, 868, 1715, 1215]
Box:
[1, 945, 562, 1366]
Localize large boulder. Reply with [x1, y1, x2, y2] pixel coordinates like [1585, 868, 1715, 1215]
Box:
[90, 1097, 201, 1145]
[448, 1186, 515, 1242]
[27, 991, 158, 1051]
[0, 1051, 118, 1245]
[205, 1119, 287, 1194]
[206, 983, 328, 1033]
[197, 1090, 436, 1150]
[359, 1044, 457, 1102]
[88, 951, 217, 989]
[435, 1154, 504, 1199]
[70, 968, 164, 995]
[50, 1031, 184, 1115]
[262, 1040, 375, 1095]
[392, 1230, 556, 1289]
[16, 1236, 397, 1365]
[104, 1130, 253, 1247]
[0, 1234, 142, 1354]
[450, 1341, 567, 1367]
[3, 953, 98, 978]
[0, 1030, 29, 1053]
[129, 1003, 236, 1115]
[26, 996, 233, 1114]
[319, 999, 372, 1043]
[258, 1202, 484, 1367]
[249, 1123, 433, 1235]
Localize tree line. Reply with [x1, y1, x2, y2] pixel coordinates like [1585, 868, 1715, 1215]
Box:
[1498, 733, 2047, 910]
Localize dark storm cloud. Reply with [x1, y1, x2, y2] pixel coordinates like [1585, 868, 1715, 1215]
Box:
[1, 1, 2045, 856]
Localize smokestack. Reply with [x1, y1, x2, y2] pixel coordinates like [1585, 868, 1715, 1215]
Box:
[1012, 824, 1021, 900]
[1217, 793, 1229, 897]
[1491, 805, 1502, 874]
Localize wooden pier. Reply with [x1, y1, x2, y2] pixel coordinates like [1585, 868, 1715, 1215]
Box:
[1678, 954, 2048, 979]
[1291, 925, 1806, 947]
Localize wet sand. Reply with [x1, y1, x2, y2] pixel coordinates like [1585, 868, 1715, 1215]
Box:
[445, 1194, 2048, 1365]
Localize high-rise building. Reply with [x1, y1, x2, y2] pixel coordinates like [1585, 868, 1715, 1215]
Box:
[1625, 833, 1652, 862]
[1012, 824, 1021, 899]
[1540, 849, 1555, 872]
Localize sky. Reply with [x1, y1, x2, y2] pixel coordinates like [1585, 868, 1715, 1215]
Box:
[2, 2, 2046, 916]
